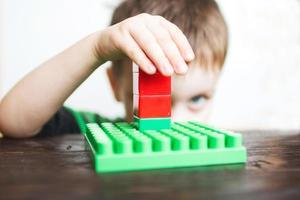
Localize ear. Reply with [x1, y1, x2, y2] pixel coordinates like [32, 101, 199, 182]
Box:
[106, 67, 121, 102]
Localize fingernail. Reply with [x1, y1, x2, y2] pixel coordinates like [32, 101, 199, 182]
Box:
[164, 66, 174, 76]
[148, 65, 156, 74]
[185, 51, 195, 61]
[179, 64, 188, 73]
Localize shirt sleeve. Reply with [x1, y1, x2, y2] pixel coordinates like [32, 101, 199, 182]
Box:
[37, 106, 124, 137]
[38, 107, 80, 137]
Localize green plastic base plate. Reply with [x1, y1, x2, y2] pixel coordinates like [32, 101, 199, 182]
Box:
[133, 116, 171, 130]
[85, 121, 247, 173]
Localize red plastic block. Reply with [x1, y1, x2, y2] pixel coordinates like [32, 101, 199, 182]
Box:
[133, 70, 171, 95]
[133, 94, 171, 118]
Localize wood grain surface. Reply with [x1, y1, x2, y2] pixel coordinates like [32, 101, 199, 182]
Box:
[0, 131, 299, 200]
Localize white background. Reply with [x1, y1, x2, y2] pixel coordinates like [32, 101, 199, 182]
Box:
[1, 0, 300, 130]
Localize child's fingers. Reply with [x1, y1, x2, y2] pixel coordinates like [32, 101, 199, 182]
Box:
[116, 32, 156, 74]
[161, 18, 195, 62]
[129, 23, 174, 76]
[146, 18, 189, 74]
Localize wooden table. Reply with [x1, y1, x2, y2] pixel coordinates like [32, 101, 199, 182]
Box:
[1, 131, 299, 200]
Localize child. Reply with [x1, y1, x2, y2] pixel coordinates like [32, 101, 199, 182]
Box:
[0, 0, 228, 138]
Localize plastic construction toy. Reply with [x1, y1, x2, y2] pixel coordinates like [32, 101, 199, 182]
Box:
[85, 121, 247, 172]
[133, 63, 171, 130]
[84, 62, 247, 173]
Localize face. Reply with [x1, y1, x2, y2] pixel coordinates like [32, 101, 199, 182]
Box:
[171, 66, 219, 122]
[108, 59, 220, 123]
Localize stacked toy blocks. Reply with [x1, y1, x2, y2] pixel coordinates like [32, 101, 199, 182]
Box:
[133, 63, 171, 130]
[85, 121, 247, 172]
[84, 62, 247, 172]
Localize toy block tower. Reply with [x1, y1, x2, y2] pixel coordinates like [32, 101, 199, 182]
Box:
[133, 63, 171, 130]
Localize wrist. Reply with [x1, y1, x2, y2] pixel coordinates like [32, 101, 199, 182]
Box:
[81, 31, 105, 72]
[91, 30, 108, 67]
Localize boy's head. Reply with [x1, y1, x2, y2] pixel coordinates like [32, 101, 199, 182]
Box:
[107, 0, 228, 122]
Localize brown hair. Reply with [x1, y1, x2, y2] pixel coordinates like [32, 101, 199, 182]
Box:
[111, 0, 228, 76]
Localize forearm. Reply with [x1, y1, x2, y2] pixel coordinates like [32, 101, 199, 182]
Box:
[0, 14, 195, 138]
[0, 32, 103, 137]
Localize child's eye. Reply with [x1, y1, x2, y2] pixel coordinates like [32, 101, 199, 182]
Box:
[187, 95, 208, 111]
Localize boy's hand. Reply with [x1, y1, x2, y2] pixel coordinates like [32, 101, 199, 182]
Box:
[95, 13, 195, 76]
